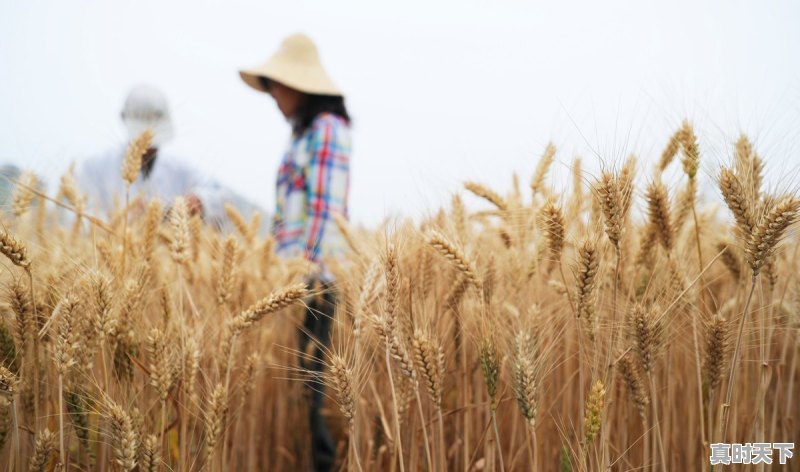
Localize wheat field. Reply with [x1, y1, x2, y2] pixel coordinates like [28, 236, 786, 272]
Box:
[1, 122, 798, 471]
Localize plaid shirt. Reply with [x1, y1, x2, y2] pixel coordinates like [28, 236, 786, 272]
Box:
[273, 112, 351, 266]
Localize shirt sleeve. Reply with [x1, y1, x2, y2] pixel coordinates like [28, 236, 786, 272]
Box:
[303, 116, 351, 261]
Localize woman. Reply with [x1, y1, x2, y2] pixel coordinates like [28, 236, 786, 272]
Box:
[240, 33, 351, 472]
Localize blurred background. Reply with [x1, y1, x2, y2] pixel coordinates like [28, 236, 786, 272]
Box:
[1, 0, 799, 225]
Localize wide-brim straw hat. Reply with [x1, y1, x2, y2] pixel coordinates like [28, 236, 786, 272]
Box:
[240, 33, 342, 96]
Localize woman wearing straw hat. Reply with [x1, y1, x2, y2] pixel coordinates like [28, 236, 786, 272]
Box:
[240, 33, 351, 472]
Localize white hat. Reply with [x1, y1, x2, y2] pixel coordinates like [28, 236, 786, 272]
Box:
[239, 33, 342, 96]
[121, 84, 174, 145]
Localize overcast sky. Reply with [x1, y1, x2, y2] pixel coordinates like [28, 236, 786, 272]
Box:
[2, 0, 799, 225]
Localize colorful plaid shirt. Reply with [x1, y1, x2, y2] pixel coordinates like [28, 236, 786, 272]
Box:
[273, 112, 351, 268]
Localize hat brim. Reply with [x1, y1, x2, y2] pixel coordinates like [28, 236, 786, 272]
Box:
[239, 65, 343, 97]
[239, 70, 270, 94]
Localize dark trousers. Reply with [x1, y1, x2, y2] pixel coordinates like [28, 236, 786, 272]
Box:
[298, 281, 336, 472]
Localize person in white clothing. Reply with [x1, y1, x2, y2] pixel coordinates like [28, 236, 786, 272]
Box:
[77, 84, 251, 227]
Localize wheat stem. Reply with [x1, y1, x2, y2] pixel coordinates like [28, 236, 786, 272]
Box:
[58, 374, 66, 471]
[600, 248, 621, 471]
[24, 269, 42, 430]
[10, 398, 20, 472]
[720, 275, 757, 441]
[689, 203, 709, 471]
[491, 410, 505, 472]
[437, 407, 446, 471]
[648, 372, 668, 472]
[754, 286, 774, 472]
[350, 423, 364, 472]
[525, 425, 535, 471]
[159, 399, 167, 462]
[413, 388, 434, 472]
[460, 323, 470, 472]
[558, 262, 575, 313]
[385, 347, 406, 472]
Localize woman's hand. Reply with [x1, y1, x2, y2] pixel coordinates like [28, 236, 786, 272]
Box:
[185, 193, 204, 217]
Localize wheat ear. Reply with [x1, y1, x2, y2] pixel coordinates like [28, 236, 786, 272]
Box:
[107, 400, 139, 471]
[465, 181, 509, 212]
[425, 230, 483, 296]
[645, 181, 673, 253]
[531, 143, 557, 197]
[29, 428, 56, 472]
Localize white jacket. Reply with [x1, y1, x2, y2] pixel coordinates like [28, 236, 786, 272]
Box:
[76, 147, 264, 231]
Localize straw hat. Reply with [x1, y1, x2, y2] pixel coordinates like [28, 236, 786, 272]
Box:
[121, 84, 174, 145]
[239, 33, 342, 96]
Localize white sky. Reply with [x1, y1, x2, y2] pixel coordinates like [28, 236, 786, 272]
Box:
[2, 0, 800, 225]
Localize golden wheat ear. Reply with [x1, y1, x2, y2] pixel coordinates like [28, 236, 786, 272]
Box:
[122, 129, 153, 186]
[326, 353, 357, 428]
[573, 239, 599, 338]
[645, 181, 673, 253]
[745, 196, 800, 275]
[679, 120, 700, 180]
[595, 171, 623, 249]
[0, 229, 31, 270]
[425, 230, 483, 296]
[531, 142, 557, 198]
[411, 329, 445, 409]
[106, 400, 139, 471]
[464, 181, 509, 213]
[658, 127, 682, 174]
[616, 352, 649, 420]
[719, 167, 755, 238]
[204, 383, 229, 467]
[169, 196, 191, 266]
[139, 434, 161, 472]
[29, 428, 57, 472]
[584, 379, 606, 444]
[11, 171, 38, 218]
[511, 330, 539, 426]
[538, 199, 565, 262]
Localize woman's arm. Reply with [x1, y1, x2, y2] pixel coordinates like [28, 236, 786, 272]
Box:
[303, 116, 351, 262]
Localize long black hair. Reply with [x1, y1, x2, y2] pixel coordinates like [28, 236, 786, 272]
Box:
[259, 77, 350, 136]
